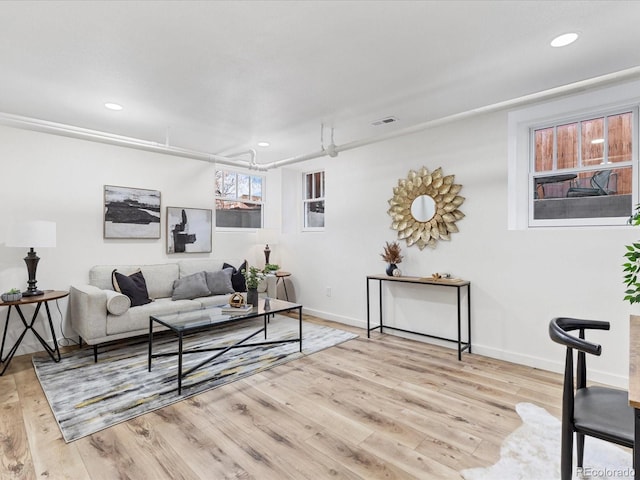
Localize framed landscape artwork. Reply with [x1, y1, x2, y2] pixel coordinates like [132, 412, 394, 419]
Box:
[166, 207, 212, 253]
[103, 185, 161, 239]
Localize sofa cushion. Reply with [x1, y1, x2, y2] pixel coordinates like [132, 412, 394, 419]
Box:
[205, 268, 235, 295]
[112, 269, 152, 307]
[90, 264, 179, 299]
[104, 290, 130, 316]
[223, 260, 247, 292]
[106, 298, 201, 335]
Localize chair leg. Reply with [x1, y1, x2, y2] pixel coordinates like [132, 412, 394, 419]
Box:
[576, 433, 585, 468]
[560, 423, 573, 480]
[93, 344, 98, 363]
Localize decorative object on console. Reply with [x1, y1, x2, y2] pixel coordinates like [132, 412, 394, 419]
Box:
[387, 166, 465, 250]
[5, 220, 57, 296]
[1, 288, 23, 302]
[258, 228, 279, 265]
[380, 241, 403, 277]
[104, 185, 161, 239]
[111, 269, 152, 306]
[166, 207, 212, 254]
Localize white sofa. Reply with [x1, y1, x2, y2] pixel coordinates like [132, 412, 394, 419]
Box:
[69, 259, 276, 360]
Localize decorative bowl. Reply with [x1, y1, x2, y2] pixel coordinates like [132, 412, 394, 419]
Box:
[1, 292, 22, 302]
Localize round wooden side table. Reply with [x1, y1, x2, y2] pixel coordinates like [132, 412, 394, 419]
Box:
[0, 289, 67, 375]
[275, 271, 292, 301]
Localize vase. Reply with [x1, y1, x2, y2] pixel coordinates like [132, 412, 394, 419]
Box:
[247, 288, 259, 307]
[386, 264, 398, 276]
[1, 292, 22, 302]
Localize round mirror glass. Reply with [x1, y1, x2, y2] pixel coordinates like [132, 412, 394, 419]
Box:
[411, 195, 436, 222]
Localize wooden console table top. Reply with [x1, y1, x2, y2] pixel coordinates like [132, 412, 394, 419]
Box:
[367, 274, 470, 287]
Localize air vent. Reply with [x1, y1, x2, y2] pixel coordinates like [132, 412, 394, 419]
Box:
[371, 116, 398, 126]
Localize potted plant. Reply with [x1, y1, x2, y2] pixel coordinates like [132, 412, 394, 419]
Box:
[380, 241, 403, 276]
[1, 288, 22, 302]
[264, 263, 280, 274]
[624, 204, 640, 303]
[242, 266, 264, 307]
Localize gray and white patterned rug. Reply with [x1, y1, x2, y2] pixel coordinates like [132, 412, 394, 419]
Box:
[33, 315, 357, 442]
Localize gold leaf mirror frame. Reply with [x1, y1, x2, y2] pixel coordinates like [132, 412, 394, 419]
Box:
[387, 166, 465, 250]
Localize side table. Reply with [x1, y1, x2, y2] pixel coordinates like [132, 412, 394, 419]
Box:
[0, 289, 67, 375]
[275, 271, 292, 301]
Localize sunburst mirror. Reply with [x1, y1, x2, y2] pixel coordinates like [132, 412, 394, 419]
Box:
[387, 166, 465, 250]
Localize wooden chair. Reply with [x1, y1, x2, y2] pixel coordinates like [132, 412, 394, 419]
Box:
[548, 317, 634, 479]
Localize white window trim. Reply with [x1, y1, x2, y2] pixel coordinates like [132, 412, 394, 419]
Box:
[302, 169, 325, 232]
[215, 167, 265, 231]
[508, 80, 640, 230]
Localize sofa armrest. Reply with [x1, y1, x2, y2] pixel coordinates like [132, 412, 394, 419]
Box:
[69, 285, 109, 343]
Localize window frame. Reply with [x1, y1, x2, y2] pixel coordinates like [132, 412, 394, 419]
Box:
[527, 107, 637, 227]
[302, 169, 325, 231]
[507, 81, 640, 230]
[214, 168, 265, 231]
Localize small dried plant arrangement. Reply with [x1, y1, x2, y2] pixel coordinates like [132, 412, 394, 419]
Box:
[380, 241, 403, 264]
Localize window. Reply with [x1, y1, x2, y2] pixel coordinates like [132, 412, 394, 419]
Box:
[508, 81, 640, 230]
[530, 109, 634, 225]
[303, 170, 325, 229]
[215, 169, 264, 228]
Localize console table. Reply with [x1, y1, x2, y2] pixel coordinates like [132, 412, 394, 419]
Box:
[366, 275, 471, 360]
[0, 289, 66, 375]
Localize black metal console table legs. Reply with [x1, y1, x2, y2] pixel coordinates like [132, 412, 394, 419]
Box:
[366, 275, 471, 360]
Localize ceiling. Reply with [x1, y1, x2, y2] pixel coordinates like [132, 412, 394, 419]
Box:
[2, 0, 640, 166]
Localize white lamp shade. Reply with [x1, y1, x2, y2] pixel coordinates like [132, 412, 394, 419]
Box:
[6, 221, 57, 248]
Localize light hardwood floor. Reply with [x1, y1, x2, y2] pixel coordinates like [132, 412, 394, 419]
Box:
[0, 316, 564, 479]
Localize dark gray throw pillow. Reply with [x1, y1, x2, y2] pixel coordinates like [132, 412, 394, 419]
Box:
[223, 260, 247, 292]
[205, 268, 235, 295]
[112, 269, 152, 307]
[172, 271, 211, 300]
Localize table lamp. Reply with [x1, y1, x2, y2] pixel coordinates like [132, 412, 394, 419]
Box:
[6, 220, 57, 296]
[257, 228, 279, 266]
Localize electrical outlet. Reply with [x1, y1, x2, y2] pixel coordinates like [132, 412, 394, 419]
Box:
[325, 287, 331, 297]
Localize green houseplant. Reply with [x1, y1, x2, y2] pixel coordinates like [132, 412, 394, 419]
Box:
[241, 265, 279, 306]
[623, 204, 640, 303]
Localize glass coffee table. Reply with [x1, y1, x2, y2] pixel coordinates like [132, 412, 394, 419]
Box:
[148, 298, 302, 394]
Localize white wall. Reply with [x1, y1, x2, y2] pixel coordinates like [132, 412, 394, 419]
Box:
[0, 125, 275, 355]
[279, 109, 639, 389]
[1, 98, 638, 388]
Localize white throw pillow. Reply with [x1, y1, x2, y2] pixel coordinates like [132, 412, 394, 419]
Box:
[104, 289, 131, 316]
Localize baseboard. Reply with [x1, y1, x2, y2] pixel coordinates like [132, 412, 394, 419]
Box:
[302, 307, 366, 329]
[302, 309, 628, 389]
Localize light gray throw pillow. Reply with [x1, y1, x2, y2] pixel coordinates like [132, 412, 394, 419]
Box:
[205, 268, 235, 295]
[172, 271, 211, 300]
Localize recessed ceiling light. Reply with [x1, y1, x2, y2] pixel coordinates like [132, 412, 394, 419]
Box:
[104, 102, 123, 111]
[591, 138, 605, 144]
[550, 32, 579, 48]
[257, 141, 270, 147]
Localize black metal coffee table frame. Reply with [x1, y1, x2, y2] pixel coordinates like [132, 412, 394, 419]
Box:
[148, 298, 302, 394]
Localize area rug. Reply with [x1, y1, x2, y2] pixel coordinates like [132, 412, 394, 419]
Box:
[460, 402, 633, 480]
[33, 316, 357, 442]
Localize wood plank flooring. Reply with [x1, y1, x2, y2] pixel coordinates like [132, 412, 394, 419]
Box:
[0, 316, 564, 479]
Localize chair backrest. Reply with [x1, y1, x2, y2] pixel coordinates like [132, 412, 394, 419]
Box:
[590, 170, 612, 195]
[549, 317, 609, 416]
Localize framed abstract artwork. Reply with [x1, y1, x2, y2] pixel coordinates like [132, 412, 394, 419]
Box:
[166, 207, 212, 253]
[103, 185, 161, 239]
